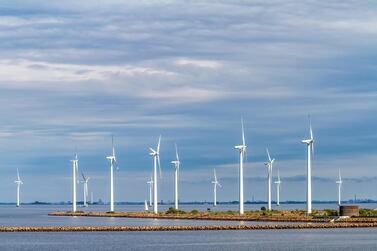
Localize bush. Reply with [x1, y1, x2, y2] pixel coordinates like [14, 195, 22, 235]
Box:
[260, 206, 266, 211]
[166, 207, 186, 214]
[359, 208, 377, 216]
[323, 209, 338, 216]
[226, 210, 235, 215]
[190, 209, 199, 214]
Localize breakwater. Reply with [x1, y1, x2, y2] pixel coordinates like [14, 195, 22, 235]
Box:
[1, 223, 377, 232]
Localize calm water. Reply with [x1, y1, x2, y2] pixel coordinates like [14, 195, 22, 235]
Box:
[1, 229, 377, 251]
[0, 204, 376, 250]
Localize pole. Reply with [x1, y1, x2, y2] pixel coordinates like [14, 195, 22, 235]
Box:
[153, 156, 158, 214]
[307, 144, 312, 214]
[239, 150, 244, 215]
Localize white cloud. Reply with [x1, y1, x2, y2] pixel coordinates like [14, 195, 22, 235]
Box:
[0, 59, 176, 83]
[174, 58, 222, 69]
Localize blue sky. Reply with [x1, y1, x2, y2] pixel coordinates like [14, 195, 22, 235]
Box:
[0, 0, 376, 203]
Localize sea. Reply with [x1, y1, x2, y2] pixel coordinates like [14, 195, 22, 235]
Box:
[0, 203, 376, 250]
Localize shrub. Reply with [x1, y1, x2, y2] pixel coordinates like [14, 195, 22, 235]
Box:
[190, 209, 199, 214]
[260, 206, 266, 211]
[359, 208, 377, 216]
[226, 210, 235, 215]
[166, 207, 185, 214]
[323, 209, 338, 216]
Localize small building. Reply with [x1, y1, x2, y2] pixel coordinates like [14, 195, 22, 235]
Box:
[339, 205, 359, 216]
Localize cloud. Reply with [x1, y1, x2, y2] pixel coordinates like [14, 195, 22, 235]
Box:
[0, 0, 375, 202]
[0, 59, 175, 83]
[174, 58, 222, 69]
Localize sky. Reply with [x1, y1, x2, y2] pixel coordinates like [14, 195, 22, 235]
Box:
[0, 0, 376, 203]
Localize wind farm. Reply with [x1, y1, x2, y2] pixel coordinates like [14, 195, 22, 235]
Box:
[0, 0, 377, 250]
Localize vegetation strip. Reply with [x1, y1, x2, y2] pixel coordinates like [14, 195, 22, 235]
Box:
[2, 223, 377, 232]
[49, 211, 377, 223]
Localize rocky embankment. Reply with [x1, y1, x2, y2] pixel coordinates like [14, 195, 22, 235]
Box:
[2, 223, 377, 232]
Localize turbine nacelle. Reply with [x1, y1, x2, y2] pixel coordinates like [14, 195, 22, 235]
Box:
[171, 160, 180, 169]
[234, 145, 246, 153]
[301, 139, 314, 145]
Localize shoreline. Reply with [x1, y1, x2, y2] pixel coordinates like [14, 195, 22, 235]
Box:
[48, 211, 377, 223]
[48, 211, 324, 223]
[1, 223, 377, 232]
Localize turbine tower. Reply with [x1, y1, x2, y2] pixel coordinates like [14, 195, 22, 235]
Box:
[234, 119, 246, 215]
[264, 148, 275, 211]
[171, 144, 180, 210]
[211, 168, 222, 206]
[336, 169, 342, 206]
[81, 172, 90, 207]
[106, 136, 118, 212]
[301, 116, 315, 214]
[274, 168, 281, 206]
[70, 152, 79, 212]
[146, 176, 153, 207]
[14, 168, 23, 207]
[149, 135, 162, 214]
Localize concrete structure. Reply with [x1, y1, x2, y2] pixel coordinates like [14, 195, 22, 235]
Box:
[340, 205, 359, 217]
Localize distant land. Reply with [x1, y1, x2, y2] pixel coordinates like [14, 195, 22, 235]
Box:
[1, 199, 376, 206]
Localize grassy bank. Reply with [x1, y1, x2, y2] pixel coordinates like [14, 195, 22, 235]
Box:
[49, 207, 377, 223]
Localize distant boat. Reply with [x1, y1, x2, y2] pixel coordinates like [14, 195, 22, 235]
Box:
[144, 200, 149, 211]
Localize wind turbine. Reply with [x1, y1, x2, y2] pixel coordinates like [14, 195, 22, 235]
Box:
[146, 176, 153, 207]
[211, 168, 222, 206]
[301, 116, 315, 214]
[274, 168, 281, 206]
[336, 169, 343, 206]
[234, 119, 246, 215]
[149, 135, 162, 214]
[81, 172, 90, 207]
[264, 148, 275, 211]
[106, 136, 118, 212]
[14, 168, 23, 207]
[70, 152, 79, 212]
[171, 144, 180, 210]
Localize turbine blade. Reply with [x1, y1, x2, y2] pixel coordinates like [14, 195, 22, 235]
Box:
[17, 168, 20, 181]
[214, 168, 217, 182]
[309, 115, 313, 140]
[218, 183, 222, 188]
[157, 135, 161, 154]
[241, 118, 245, 146]
[175, 143, 179, 162]
[157, 156, 162, 178]
[149, 147, 156, 154]
[266, 148, 271, 162]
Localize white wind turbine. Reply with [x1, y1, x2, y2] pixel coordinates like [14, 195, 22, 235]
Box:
[336, 169, 343, 206]
[106, 136, 118, 212]
[81, 172, 90, 207]
[274, 168, 281, 206]
[264, 148, 275, 211]
[301, 116, 315, 214]
[146, 176, 153, 207]
[149, 136, 162, 214]
[14, 168, 23, 207]
[70, 152, 79, 212]
[234, 119, 246, 215]
[211, 168, 222, 206]
[171, 144, 180, 210]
